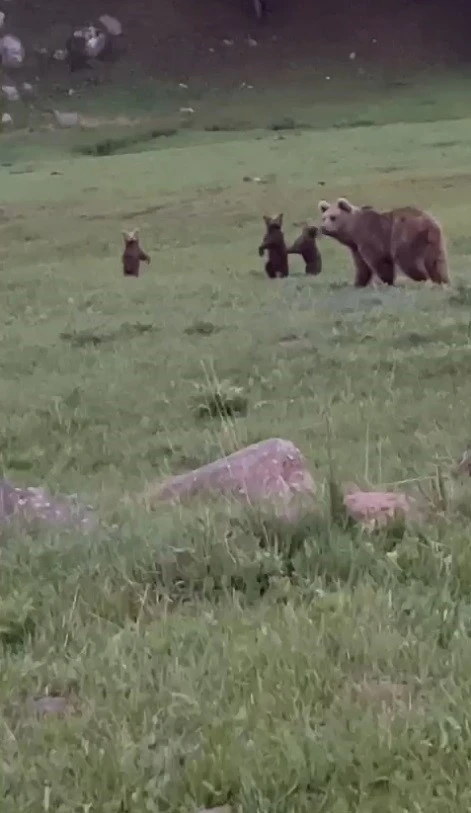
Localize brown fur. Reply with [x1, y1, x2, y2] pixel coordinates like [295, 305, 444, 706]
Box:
[122, 229, 150, 278]
[318, 198, 450, 287]
[287, 225, 322, 276]
[258, 214, 289, 279]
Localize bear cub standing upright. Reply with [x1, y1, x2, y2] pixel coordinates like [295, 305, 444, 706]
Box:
[122, 229, 150, 278]
[318, 197, 449, 287]
[258, 214, 289, 279]
[287, 225, 322, 276]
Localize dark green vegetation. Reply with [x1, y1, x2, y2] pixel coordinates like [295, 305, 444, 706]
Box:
[2, 69, 471, 811]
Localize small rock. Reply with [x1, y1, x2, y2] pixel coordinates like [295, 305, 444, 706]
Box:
[223, 39, 234, 46]
[1, 112, 13, 126]
[142, 438, 316, 518]
[2, 83, 19, 101]
[0, 12, 5, 29]
[246, 37, 258, 47]
[85, 31, 107, 59]
[178, 82, 188, 88]
[0, 478, 96, 531]
[53, 110, 80, 128]
[453, 446, 471, 476]
[53, 48, 67, 61]
[29, 695, 70, 717]
[98, 14, 122, 36]
[0, 34, 25, 67]
[180, 106, 194, 114]
[198, 808, 232, 813]
[22, 81, 34, 95]
[349, 51, 356, 60]
[343, 487, 422, 531]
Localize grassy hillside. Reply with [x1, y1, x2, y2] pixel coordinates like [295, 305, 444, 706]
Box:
[2, 74, 471, 811]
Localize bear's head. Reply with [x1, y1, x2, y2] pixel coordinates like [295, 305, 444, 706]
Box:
[317, 197, 363, 246]
[263, 213, 283, 234]
[122, 228, 140, 247]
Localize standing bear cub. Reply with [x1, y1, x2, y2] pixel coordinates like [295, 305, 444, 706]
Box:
[258, 214, 289, 279]
[318, 198, 449, 287]
[122, 229, 150, 278]
[287, 225, 322, 276]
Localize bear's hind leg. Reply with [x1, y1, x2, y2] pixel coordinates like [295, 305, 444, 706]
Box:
[425, 248, 450, 285]
[398, 263, 428, 283]
[265, 261, 277, 279]
[395, 246, 428, 283]
[374, 257, 395, 286]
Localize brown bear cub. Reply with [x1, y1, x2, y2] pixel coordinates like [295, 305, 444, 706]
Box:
[122, 229, 150, 277]
[258, 214, 289, 278]
[318, 198, 449, 287]
[287, 225, 322, 276]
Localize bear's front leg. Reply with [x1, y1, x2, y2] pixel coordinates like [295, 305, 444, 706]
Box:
[351, 248, 374, 287]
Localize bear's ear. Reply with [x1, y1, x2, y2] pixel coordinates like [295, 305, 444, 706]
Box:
[130, 228, 139, 239]
[122, 230, 131, 241]
[318, 200, 330, 213]
[263, 215, 271, 226]
[337, 197, 353, 213]
[273, 213, 283, 226]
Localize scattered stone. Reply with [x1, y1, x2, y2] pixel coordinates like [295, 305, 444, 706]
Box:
[1, 112, 13, 125]
[180, 106, 194, 114]
[453, 446, 471, 476]
[198, 808, 231, 813]
[246, 37, 258, 47]
[0, 34, 25, 67]
[2, 83, 20, 101]
[85, 30, 107, 59]
[29, 695, 70, 717]
[53, 48, 67, 61]
[22, 81, 34, 95]
[222, 39, 234, 46]
[53, 110, 80, 127]
[178, 82, 188, 89]
[98, 14, 122, 36]
[343, 486, 422, 531]
[348, 680, 414, 711]
[142, 438, 317, 518]
[0, 478, 96, 531]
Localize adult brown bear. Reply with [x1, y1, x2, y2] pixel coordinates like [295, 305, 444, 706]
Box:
[318, 197, 450, 287]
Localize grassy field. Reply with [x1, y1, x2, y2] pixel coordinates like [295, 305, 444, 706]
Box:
[3, 71, 471, 811]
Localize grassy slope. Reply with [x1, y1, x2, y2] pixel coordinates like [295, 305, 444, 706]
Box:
[2, 74, 471, 811]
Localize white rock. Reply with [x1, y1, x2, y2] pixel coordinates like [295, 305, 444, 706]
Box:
[2, 84, 20, 101]
[53, 110, 80, 128]
[53, 49, 67, 61]
[99, 14, 122, 36]
[85, 32, 107, 58]
[180, 106, 194, 114]
[22, 81, 34, 94]
[1, 112, 13, 125]
[0, 34, 25, 67]
[0, 12, 5, 29]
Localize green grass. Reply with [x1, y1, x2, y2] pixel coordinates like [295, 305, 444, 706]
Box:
[3, 70, 471, 811]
